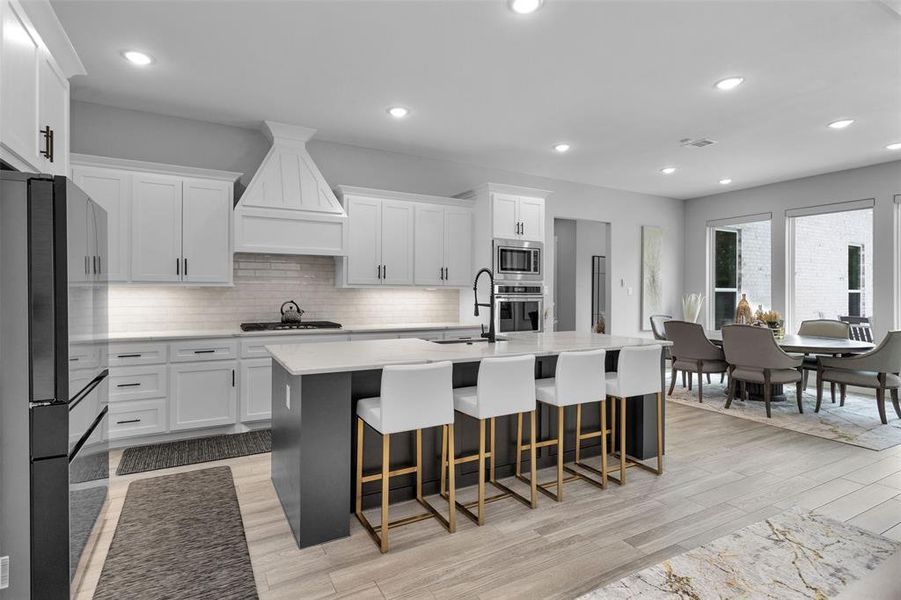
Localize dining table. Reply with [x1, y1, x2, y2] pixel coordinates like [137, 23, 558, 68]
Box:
[705, 330, 875, 400]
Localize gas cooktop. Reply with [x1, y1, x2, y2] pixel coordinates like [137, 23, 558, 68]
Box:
[240, 321, 342, 332]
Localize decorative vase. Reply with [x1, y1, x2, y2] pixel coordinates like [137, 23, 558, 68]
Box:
[767, 320, 785, 340]
[682, 293, 705, 323]
[593, 313, 606, 334]
[735, 293, 753, 325]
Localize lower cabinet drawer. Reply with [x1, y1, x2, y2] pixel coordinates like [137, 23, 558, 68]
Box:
[108, 399, 168, 440]
[109, 342, 168, 367]
[109, 365, 168, 402]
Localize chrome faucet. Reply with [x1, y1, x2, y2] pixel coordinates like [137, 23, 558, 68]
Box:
[473, 267, 497, 343]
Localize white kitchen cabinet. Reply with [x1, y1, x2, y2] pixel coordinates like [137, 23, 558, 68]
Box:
[181, 177, 232, 283]
[346, 196, 382, 285]
[132, 173, 183, 282]
[71, 166, 131, 282]
[0, 0, 80, 173]
[109, 399, 167, 440]
[344, 195, 414, 286]
[492, 193, 545, 242]
[240, 358, 272, 422]
[169, 360, 238, 431]
[414, 204, 472, 286]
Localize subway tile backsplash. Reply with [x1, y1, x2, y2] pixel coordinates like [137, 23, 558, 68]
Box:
[108, 254, 460, 334]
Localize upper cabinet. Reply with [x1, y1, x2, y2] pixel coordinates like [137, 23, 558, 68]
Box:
[336, 186, 474, 288]
[491, 193, 545, 242]
[71, 155, 241, 286]
[0, 0, 83, 175]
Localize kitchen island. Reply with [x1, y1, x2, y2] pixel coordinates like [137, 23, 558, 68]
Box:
[267, 331, 670, 548]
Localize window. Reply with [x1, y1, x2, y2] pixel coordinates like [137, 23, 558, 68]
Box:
[707, 216, 772, 330]
[787, 200, 874, 332]
[591, 255, 606, 327]
[848, 244, 862, 317]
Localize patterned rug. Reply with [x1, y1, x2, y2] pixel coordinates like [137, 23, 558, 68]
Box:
[666, 377, 901, 450]
[581, 508, 899, 599]
[116, 429, 271, 475]
[93, 467, 258, 600]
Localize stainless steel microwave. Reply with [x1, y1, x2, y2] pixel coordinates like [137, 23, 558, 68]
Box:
[493, 239, 542, 282]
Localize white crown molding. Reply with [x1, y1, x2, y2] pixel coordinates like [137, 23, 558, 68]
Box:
[335, 185, 475, 207]
[455, 182, 554, 201]
[70, 153, 242, 182]
[262, 121, 317, 145]
[17, 0, 85, 78]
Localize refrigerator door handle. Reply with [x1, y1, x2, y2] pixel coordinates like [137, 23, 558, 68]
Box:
[68, 369, 108, 413]
[68, 405, 108, 461]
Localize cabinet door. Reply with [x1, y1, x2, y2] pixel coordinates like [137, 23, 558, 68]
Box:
[37, 50, 68, 175]
[443, 207, 473, 286]
[169, 361, 237, 431]
[518, 196, 545, 241]
[345, 196, 382, 285]
[492, 193, 519, 239]
[240, 358, 271, 422]
[131, 174, 183, 282]
[380, 200, 414, 285]
[66, 187, 90, 285]
[413, 204, 445, 286]
[1, 0, 40, 167]
[181, 178, 232, 284]
[72, 167, 131, 282]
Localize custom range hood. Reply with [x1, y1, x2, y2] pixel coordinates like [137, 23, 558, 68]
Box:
[234, 121, 347, 255]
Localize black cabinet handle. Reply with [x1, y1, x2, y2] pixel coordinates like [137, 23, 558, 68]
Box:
[184, 258, 188, 277]
[193, 349, 216, 354]
[116, 418, 141, 425]
[445, 267, 448, 280]
[383, 265, 387, 279]
[39, 126, 54, 162]
[116, 382, 141, 388]
[69, 357, 79, 362]
[377, 264, 381, 279]
[117, 353, 142, 358]
[232, 369, 235, 387]
[176, 259, 180, 275]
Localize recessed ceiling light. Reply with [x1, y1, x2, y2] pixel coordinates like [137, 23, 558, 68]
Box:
[714, 76, 744, 91]
[553, 143, 571, 153]
[886, 142, 901, 151]
[660, 167, 676, 175]
[508, 0, 543, 14]
[719, 178, 733, 185]
[827, 119, 854, 129]
[122, 50, 153, 66]
[387, 106, 410, 119]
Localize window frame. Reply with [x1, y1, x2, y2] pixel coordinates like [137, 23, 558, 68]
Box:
[895, 195, 901, 329]
[847, 243, 862, 317]
[713, 228, 740, 330]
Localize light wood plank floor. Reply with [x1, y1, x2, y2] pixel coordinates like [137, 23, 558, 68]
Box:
[75, 402, 901, 599]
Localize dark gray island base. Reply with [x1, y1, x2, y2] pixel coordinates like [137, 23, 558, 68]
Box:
[268, 333, 668, 549]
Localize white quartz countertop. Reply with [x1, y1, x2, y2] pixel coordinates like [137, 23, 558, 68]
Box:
[104, 322, 480, 343]
[267, 331, 671, 376]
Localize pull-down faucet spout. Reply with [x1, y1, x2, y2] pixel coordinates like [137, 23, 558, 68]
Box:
[473, 267, 496, 343]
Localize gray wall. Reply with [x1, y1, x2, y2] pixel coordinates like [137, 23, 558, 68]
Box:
[554, 219, 577, 331]
[575, 220, 609, 332]
[683, 160, 901, 338]
[70, 100, 686, 337]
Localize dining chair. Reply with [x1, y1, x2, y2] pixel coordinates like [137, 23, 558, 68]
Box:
[797, 319, 850, 400]
[840, 316, 874, 343]
[665, 321, 727, 402]
[816, 331, 901, 424]
[649, 314, 673, 364]
[722, 324, 804, 418]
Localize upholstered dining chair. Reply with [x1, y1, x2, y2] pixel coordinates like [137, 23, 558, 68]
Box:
[649, 314, 672, 362]
[816, 331, 901, 424]
[665, 321, 727, 402]
[797, 319, 851, 401]
[722, 324, 804, 418]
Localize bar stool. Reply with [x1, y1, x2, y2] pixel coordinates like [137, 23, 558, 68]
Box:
[518, 349, 609, 501]
[606, 345, 664, 485]
[441, 354, 538, 525]
[354, 361, 456, 553]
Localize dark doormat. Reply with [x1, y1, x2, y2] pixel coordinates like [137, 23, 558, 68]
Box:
[93, 467, 259, 600]
[116, 429, 270, 476]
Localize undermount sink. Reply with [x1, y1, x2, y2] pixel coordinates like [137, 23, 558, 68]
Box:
[432, 336, 508, 345]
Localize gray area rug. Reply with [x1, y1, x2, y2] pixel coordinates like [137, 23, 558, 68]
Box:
[93, 467, 258, 600]
[116, 429, 270, 475]
[582, 508, 899, 599]
[667, 377, 901, 450]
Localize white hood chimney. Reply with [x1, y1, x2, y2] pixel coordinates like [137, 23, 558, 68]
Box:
[233, 121, 347, 255]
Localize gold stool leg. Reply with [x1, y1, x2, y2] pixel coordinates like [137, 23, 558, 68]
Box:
[556, 406, 564, 502]
[447, 424, 456, 533]
[415, 429, 423, 501]
[489, 417, 497, 483]
[355, 417, 364, 516]
[515, 412, 523, 478]
[610, 396, 616, 444]
[477, 418, 486, 525]
[380, 433, 390, 553]
[619, 397, 626, 485]
[439, 424, 447, 497]
[600, 399, 608, 488]
[574, 403, 582, 464]
[656, 392, 664, 474]
[529, 410, 538, 508]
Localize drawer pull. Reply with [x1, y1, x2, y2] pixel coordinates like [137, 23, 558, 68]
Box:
[117, 353, 142, 358]
[69, 357, 79, 362]
[193, 349, 216, 354]
[116, 382, 141, 388]
[116, 418, 141, 425]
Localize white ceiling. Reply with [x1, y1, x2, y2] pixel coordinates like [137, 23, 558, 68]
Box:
[52, 0, 901, 199]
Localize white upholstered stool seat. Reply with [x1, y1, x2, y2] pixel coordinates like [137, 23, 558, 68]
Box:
[354, 361, 457, 553]
[442, 354, 538, 525]
[606, 345, 664, 485]
[522, 349, 609, 500]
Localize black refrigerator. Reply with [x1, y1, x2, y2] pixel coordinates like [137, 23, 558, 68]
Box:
[0, 171, 109, 599]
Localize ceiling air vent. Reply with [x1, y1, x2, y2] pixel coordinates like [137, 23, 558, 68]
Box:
[680, 137, 717, 148]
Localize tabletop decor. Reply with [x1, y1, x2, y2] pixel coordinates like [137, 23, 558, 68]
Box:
[681, 292, 705, 323]
[756, 308, 784, 339]
[734, 293, 753, 324]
